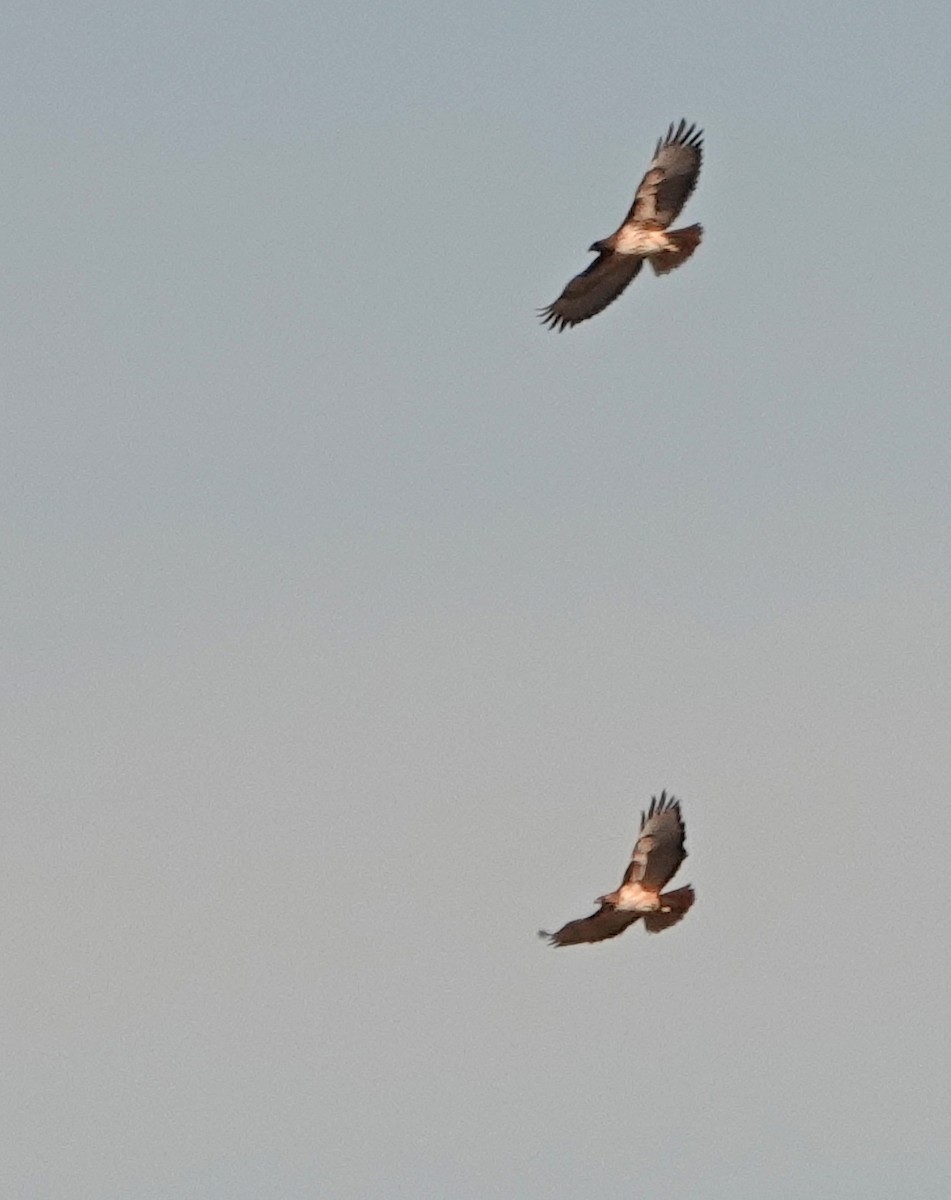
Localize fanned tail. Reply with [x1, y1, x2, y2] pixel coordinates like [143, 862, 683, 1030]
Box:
[651, 224, 703, 275]
[642, 885, 695, 933]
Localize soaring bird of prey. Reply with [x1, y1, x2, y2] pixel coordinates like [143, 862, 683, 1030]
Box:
[540, 792, 695, 946]
[539, 120, 704, 331]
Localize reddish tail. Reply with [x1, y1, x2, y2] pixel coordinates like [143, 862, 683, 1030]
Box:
[651, 224, 703, 275]
[643, 885, 695, 933]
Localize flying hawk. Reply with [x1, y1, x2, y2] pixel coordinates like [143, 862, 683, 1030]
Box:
[539, 120, 703, 330]
[540, 792, 695, 946]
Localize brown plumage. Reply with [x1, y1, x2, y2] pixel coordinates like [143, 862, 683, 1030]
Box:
[540, 792, 695, 946]
[539, 120, 704, 331]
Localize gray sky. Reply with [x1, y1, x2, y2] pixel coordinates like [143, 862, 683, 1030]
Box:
[4, 2, 951, 1197]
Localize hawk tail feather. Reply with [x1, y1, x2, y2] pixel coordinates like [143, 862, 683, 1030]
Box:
[651, 224, 703, 275]
[642, 885, 695, 933]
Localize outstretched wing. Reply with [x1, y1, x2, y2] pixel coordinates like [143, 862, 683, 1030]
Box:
[540, 905, 641, 947]
[539, 251, 644, 331]
[625, 120, 703, 229]
[621, 791, 688, 892]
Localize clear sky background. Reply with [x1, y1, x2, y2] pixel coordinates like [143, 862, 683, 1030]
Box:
[4, 3, 951, 1198]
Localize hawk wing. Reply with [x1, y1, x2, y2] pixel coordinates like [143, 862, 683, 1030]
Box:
[539, 251, 644, 331]
[625, 120, 703, 229]
[621, 791, 688, 892]
[540, 905, 641, 947]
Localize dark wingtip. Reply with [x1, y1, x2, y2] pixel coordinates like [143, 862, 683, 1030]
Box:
[660, 120, 703, 152]
[653, 788, 680, 810]
[538, 305, 571, 332]
[643, 789, 682, 825]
